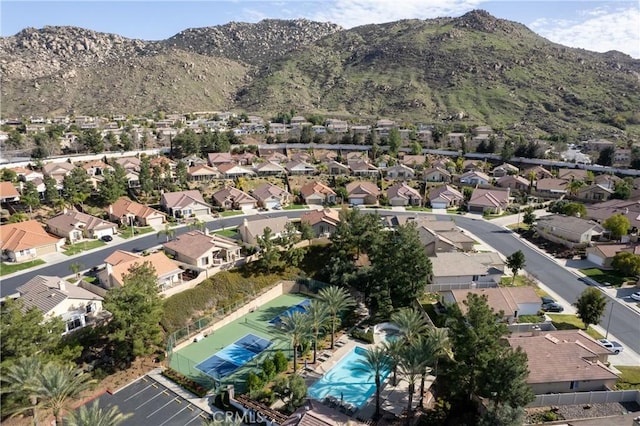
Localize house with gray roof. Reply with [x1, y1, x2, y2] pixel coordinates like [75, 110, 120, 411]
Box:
[162, 230, 241, 268]
[237, 216, 290, 245]
[160, 190, 212, 218]
[535, 214, 604, 248]
[384, 164, 416, 180]
[46, 209, 118, 243]
[254, 161, 287, 176]
[212, 187, 257, 211]
[430, 252, 504, 286]
[16, 275, 104, 334]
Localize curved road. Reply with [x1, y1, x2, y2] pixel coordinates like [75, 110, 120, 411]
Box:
[3, 209, 639, 353]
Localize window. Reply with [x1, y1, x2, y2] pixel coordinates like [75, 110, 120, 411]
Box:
[86, 303, 93, 314]
[66, 317, 83, 332]
[570, 381, 579, 390]
[202, 257, 210, 266]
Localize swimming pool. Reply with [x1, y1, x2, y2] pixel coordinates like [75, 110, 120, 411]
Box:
[307, 346, 390, 408]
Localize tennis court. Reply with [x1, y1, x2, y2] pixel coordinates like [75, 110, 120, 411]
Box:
[195, 334, 271, 380]
[170, 293, 309, 388]
[269, 299, 310, 325]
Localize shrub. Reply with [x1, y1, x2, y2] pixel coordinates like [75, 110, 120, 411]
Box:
[162, 368, 208, 397]
[262, 359, 276, 381]
[273, 351, 288, 373]
[246, 371, 263, 394]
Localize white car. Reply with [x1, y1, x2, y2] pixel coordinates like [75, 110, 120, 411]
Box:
[630, 292, 640, 302]
[598, 339, 624, 354]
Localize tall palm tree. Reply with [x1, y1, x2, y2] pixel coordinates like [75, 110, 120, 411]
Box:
[317, 286, 355, 349]
[65, 401, 132, 426]
[279, 311, 312, 372]
[352, 347, 392, 420]
[415, 336, 436, 407]
[391, 308, 427, 344]
[69, 262, 84, 280]
[383, 339, 404, 387]
[305, 300, 330, 364]
[32, 362, 96, 425]
[1, 356, 43, 424]
[425, 327, 452, 378]
[398, 342, 428, 419]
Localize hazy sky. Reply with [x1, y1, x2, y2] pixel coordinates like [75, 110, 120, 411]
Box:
[1, 0, 639, 58]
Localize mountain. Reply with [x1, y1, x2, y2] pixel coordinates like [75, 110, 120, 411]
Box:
[2, 10, 639, 138]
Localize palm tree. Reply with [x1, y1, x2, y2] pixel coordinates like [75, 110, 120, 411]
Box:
[383, 339, 404, 387]
[352, 347, 392, 420]
[415, 336, 436, 407]
[305, 300, 330, 364]
[398, 342, 428, 420]
[69, 262, 84, 280]
[65, 401, 132, 426]
[568, 178, 585, 196]
[391, 308, 427, 343]
[156, 224, 176, 242]
[280, 311, 312, 372]
[425, 327, 452, 379]
[33, 362, 96, 425]
[317, 286, 355, 349]
[188, 219, 206, 232]
[1, 356, 43, 424]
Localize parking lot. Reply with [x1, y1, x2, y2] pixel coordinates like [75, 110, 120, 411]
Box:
[80, 375, 210, 426]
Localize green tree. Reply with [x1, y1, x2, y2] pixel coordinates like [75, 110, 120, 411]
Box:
[175, 161, 189, 189]
[1, 356, 43, 422]
[317, 286, 355, 349]
[562, 202, 587, 218]
[506, 250, 526, 285]
[80, 128, 105, 154]
[273, 351, 288, 373]
[477, 402, 526, 426]
[62, 167, 92, 209]
[20, 181, 41, 218]
[299, 220, 315, 242]
[103, 262, 164, 366]
[69, 262, 84, 279]
[477, 348, 534, 408]
[1, 168, 17, 182]
[567, 179, 585, 196]
[398, 340, 428, 417]
[257, 227, 282, 272]
[613, 180, 631, 200]
[98, 166, 127, 206]
[390, 308, 427, 343]
[387, 128, 402, 157]
[32, 362, 96, 425]
[611, 252, 640, 276]
[272, 374, 307, 414]
[0, 298, 66, 361]
[43, 175, 59, 205]
[65, 400, 133, 426]
[352, 347, 391, 419]
[8, 212, 28, 223]
[443, 293, 510, 403]
[603, 214, 630, 240]
[305, 300, 329, 364]
[575, 287, 608, 330]
[522, 207, 536, 227]
[279, 311, 312, 372]
[383, 339, 403, 387]
[138, 156, 153, 195]
[156, 224, 176, 242]
[596, 146, 615, 166]
[6, 130, 24, 149]
[104, 132, 118, 152]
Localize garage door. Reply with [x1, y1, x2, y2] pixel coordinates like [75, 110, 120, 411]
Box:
[146, 217, 164, 227]
[431, 202, 447, 209]
[350, 198, 365, 206]
[265, 200, 279, 210]
[586, 252, 604, 267]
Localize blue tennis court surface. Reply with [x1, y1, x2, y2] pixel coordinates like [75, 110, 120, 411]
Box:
[269, 299, 310, 325]
[196, 334, 271, 379]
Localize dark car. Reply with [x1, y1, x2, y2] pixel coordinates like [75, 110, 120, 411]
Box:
[542, 302, 564, 312]
[100, 235, 113, 242]
[541, 296, 555, 305]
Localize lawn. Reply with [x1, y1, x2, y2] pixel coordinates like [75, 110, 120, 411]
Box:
[500, 275, 535, 287]
[283, 204, 308, 210]
[614, 366, 640, 390]
[63, 240, 106, 256]
[219, 210, 244, 217]
[547, 314, 604, 340]
[507, 223, 530, 231]
[579, 268, 634, 287]
[119, 226, 154, 239]
[406, 206, 433, 212]
[0, 259, 45, 276]
[214, 228, 239, 239]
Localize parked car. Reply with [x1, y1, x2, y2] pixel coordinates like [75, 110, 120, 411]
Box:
[630, 292, 640, 302]
[597, 339, 624, 354]
[100, 235, 113, 242]
[541, 296, 556, 305]
[541, 302, 564, 312]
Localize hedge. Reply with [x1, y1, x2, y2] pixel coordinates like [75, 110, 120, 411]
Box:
[162, 368, 208, 397]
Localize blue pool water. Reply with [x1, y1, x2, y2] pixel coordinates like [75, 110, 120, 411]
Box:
[307, 346, 390, 408]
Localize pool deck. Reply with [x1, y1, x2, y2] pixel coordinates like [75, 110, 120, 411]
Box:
[301, 333, 433, 420]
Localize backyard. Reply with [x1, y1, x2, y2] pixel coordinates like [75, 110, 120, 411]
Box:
[614, 366, 640, 390]
[546, 313, 604, 340]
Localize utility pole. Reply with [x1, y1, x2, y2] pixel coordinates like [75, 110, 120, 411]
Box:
[605, 302, 614, 339]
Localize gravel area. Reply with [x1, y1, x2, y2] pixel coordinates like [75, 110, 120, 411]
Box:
[527, 401, 640, 423]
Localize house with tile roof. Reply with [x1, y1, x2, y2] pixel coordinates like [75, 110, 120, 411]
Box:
[0, 181, 20, 203]
[10, 167, 43, 182]
[384, 164, 416, 180]
[212, 187, 257, 211]
[299, 181, 336, 205]
[491, 163, 519, 177]
[575, 184, 614, 202]
[106, 196, 166, 227]
[585, 199, 640, 231]
[431, 252, 504, 286]
[254, 161, 287, 176]
[467, 188, 510, 214]
[458, 170, 491, 186]
[325, 160, 350, 176]
[285, 160, 317, 175]
[428, 185, 464, 209]
[42, 162, 75, 183]
[387, 183, 422, 206]
[114, 157, 141, 172]
[16, 275, 104, 334]
[218, 163, 256, 178]
[187, 165, 220, 181]
[442, 286, 541, 323]
[347, 159, 379, 177]
[160, 190, 212, 218]
[585, 243, 640, 268]
[46, 210, 118, 243]
[251, 183, 291, 210]
[535, 178, 569, 196]
[0, 220, 65, 263]
[300, 208, 341, 237]
[506, 330, 618, 394]
[496, 175, 530, 192]
[163, 230, 241, 268]
[237, 216, 290, 245]
[535, 214, 604, 248]
[82, 160, 113, 176]
[423, 166, 452, 183]
[100, 250, 182, 290]
[345, 181, 380, 206]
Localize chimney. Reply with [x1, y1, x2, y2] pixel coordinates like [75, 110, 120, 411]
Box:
[204, 228, 209, 235]
[108, 205, 113, 215]
[531, 325, 541, 337]
[58, 280, 66, 292]
[63, 207, 68, 214]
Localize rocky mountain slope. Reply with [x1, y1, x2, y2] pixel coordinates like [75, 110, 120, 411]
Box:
[2, 10, 639, 138]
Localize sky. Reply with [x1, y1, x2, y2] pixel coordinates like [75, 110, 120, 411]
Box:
[1, 0, 639, 58]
